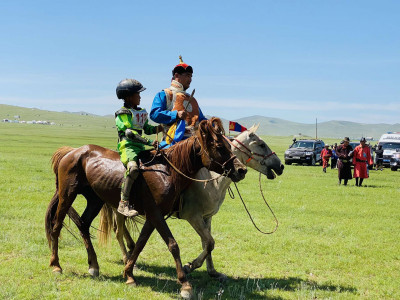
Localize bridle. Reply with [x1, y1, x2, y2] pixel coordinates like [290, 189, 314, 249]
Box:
[198, 136, 238, 175]
[160, 135, 238, 182]
[224, 135, 276, 165]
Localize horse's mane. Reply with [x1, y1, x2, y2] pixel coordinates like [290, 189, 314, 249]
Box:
[163, 117, 225, 182]
[164, 136, 197, 183]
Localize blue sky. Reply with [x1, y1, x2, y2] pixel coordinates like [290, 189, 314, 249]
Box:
[0, 0, 399, 124]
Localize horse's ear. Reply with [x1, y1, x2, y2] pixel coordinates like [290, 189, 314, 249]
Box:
[249, 123, 260, 134]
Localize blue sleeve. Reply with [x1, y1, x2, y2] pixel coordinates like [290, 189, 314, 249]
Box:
[150, 91, 178, 125]
[198, 106, 207, 122]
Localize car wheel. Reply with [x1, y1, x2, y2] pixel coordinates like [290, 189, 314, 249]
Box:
[285, 161, 292, 165]
[310, 156, 316, 166]
[391, 167, 398, 171]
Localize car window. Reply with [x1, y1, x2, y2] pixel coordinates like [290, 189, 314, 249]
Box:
[292, 141, 314, 148]
[381, 143, 400, 150]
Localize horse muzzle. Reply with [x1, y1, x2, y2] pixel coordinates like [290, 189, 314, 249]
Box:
[266, 164, 284, 179]
[228, 159, 247, 182]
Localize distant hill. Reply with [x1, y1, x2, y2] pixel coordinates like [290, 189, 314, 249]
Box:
[2, 104, 399, 139]
[232, 115, 400, 140]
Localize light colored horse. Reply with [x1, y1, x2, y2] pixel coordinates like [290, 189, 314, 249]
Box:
[99, 124, 284, 279]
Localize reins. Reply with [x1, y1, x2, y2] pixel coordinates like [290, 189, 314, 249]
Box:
[232, 172, 279, 234]
[148, 130, 235, 183]
[160, 150, 229, 183]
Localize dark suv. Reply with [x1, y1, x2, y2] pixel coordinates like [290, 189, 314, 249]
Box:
[284, 139, 325, 166]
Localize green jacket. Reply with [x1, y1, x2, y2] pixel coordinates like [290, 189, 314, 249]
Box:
[115, 107, 158, 165]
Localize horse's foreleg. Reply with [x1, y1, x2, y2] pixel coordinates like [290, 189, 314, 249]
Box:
[203, 217, 227, 280]
[124, 219, 155, 286]
[184, 216, 226, 280]
[183, 216, 218, 275]
[148, 210, 192, 299]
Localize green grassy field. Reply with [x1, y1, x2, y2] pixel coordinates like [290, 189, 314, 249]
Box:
[0, 119, 399, 300]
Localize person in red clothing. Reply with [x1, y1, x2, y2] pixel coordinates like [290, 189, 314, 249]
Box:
[353, 137, 373, 186]
[320, 144, 332, 173]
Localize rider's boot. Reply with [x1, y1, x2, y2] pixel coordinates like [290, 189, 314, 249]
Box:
[118, 161, 139, 217]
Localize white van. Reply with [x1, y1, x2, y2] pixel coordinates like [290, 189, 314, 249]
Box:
[378, 133, 400, 167]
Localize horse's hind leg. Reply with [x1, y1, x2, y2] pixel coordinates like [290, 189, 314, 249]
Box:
[80, 188, 104, 276]
[49, 179, 78, 274]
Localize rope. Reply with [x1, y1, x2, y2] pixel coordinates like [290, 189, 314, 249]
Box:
[233, 172, 278, 234]
[227, 186, 235, 199]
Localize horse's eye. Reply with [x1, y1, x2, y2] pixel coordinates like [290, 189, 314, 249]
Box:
[260, 143, 266, 148]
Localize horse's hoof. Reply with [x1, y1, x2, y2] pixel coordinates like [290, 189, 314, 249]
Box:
[180, 283, 192, 299]
[88, 268, 99, 277]
[52, 267, 62, 275]
[126, 278, 137, 286]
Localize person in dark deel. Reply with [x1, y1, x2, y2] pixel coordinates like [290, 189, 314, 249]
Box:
[374, 144, 384, 171]
[331, 143, 338, 169]
[336, 137, 353, 185]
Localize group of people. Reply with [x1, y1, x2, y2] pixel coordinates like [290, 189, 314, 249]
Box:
[321, 137, 373, 186]
[115, 56, 206, 217]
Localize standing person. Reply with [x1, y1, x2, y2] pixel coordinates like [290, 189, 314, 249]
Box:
[353, 137, 373, 186]
[320, 144, 332, 173]
[115, 79, 161, 217]
[374, 144, 384, 171]
[331, 143, 338, 169]
[150, 56, 207, 146]
[336, 137, 353, 185]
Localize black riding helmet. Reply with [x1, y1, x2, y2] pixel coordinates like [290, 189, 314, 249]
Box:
[116, 79, 146, 99]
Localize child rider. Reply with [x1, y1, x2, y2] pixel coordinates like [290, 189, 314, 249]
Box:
[115, 79, 161, 217]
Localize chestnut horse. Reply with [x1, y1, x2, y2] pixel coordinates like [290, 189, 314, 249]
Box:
[45, 118, 246, 299]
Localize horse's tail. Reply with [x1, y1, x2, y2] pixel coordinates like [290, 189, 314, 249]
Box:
[45, 146, 75, 247]
[51, 146, 75, 186]
[98, 203, 141, 247]
[45, 190, 59, 247]
[98, 203, 114, 246]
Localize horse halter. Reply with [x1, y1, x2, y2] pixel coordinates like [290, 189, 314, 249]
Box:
[223, 135, 276, 165]
[198, 136, 238, 175]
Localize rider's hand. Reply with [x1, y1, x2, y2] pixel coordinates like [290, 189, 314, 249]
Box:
[152, 140, 159, 148]
[177, 110, 187, 120]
